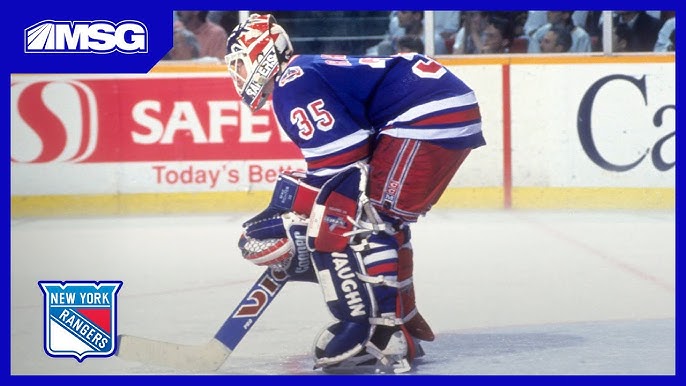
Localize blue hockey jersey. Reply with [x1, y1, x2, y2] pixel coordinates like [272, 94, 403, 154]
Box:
[271, 53, 485, 183]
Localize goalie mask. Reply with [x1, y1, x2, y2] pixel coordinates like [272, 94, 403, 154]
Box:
[225, 14, 294, 111]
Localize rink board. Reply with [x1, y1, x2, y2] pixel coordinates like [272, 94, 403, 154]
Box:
[11, 55, 674, 216]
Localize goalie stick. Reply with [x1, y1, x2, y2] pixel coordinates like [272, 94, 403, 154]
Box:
[116, 267, 288, 372]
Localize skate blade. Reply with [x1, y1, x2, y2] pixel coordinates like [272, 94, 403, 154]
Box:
[321, 356, 412, 375]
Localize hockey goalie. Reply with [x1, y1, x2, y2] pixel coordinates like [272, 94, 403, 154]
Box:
[229, 13, 485, 374]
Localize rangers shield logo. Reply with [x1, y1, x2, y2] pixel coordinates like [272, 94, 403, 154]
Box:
[38, 281, 122, 361]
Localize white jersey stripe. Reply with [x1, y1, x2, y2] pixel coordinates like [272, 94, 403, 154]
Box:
[384, 92, 478, 127]
[363, 249, 398, 265]
[301, 128, 372, 159]
[308, 157, 371, 177]
[381, 122, 482, 140]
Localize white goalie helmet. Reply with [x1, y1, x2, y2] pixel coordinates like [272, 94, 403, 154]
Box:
[225, 14, 294, 111]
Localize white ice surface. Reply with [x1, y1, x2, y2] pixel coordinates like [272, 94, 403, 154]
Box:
[11, 209, 675, 375]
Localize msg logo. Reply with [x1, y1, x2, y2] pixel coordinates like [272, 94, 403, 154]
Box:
[25, 20, 148, 54]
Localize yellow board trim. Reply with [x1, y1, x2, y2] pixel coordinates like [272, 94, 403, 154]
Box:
[511, 187, 675, 210]
[149, 53, 674, 73]
[437, 53, 674, 66]
[149, 61, 227, 73]
[11, 187, 674, 217]
[11, 191, 272, 218]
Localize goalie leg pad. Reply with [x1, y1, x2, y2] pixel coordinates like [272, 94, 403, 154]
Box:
[356, 220, 435, 342]
[311, 247, 380, 368]
[312, 247, 375, 324]
[311, 246, 415, 371]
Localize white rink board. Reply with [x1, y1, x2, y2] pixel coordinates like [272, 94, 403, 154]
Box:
[511, 62, 675, 188]
[10, 60, 675, 201]
[11, 160, 307, 195]
[444, 64, 504, 188]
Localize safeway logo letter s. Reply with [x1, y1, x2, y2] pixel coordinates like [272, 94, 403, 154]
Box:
[11, 81, 98, 163]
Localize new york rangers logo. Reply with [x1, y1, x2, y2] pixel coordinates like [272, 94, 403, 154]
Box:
[38, 281, 122, 361]
[278, 66, 303, 87]
[324, 214, 348, 232]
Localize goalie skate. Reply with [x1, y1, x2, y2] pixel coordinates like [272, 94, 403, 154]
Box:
[318, 326, 419, 375]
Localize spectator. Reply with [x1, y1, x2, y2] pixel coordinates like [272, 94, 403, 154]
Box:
[208, 11, 239, 37]
[612, 11, 663, 52]
[523, 11, 547, 37]
[497, 11, 529, 53]
[366, 11, 399, 55]
[510, 11, 529, 38]
[433, 11, 461, 55]
[367, 11, 424, 55]
[583, 11, 604, 51]
[525, 10, 589, 37]
[176, 10, 228, 60]
[480, 15, 514, 54]
[396, 11, 424, 40]
[387, 10, 405, 41]
[397, 35, 425, 54]
[164, 21, 200, 60]
[571, 11, 589, 31]
[365, 11, 409, 55]
[528, 11, 591, 53]
[452, 11, 489, 54]
[539, 25, 572, 53]
[612, 22, 632, 52]
[654, 16, 675, 52]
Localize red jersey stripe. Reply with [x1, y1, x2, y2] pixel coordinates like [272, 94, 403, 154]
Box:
[408, 106, 481, 127]
[307, 142, 371, 170]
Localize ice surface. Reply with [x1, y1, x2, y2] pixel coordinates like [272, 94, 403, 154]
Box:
[10, 209, 675, 375]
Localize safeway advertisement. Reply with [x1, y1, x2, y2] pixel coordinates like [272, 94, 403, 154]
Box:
[11, 74, 306, 194]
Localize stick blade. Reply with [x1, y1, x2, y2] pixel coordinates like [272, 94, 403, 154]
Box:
[116, 335, 232, 372]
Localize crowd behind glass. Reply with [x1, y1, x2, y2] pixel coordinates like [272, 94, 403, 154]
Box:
[165, 11, 675, 62]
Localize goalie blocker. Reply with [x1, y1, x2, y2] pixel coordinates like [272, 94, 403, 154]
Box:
[243, 170, 319, 225]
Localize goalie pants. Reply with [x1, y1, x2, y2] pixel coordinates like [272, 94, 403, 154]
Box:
[368, 136, 472, 223]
